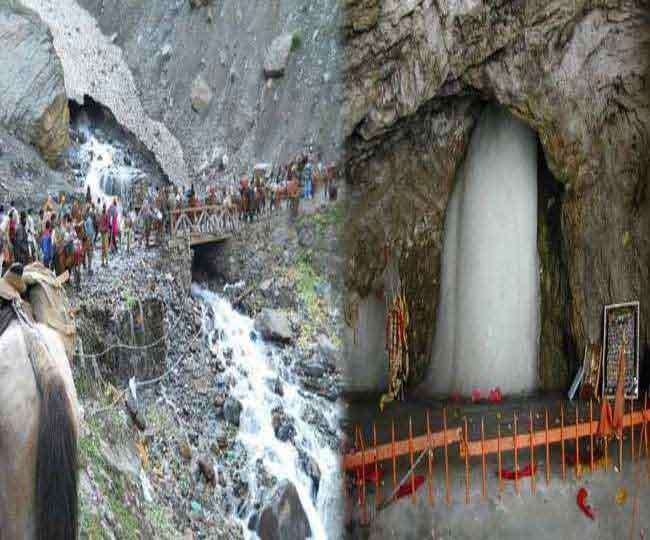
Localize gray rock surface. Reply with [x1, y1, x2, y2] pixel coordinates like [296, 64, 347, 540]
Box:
[263, 33, 293, 78]
[190, 75, 213, 113]
[0, 128, 71, 206]
[0, 1, 69, 165]
[254, 309, 293, 343]
[73, 0, 344, 177]
[256, 480, 311, 540]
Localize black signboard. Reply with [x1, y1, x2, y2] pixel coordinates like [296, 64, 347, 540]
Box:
[602, 302, 640, 400]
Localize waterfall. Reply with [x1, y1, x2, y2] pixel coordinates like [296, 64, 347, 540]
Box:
[192, 285, 343, 540]
[427, 105, 540, 397]
[78, 133, 142, 209]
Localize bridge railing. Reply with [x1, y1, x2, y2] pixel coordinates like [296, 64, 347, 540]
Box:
[170, 205, 240, 238]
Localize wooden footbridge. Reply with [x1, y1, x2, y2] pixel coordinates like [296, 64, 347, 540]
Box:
[170, 206, 241, 247]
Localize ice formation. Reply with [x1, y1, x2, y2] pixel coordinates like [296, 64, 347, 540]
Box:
[427, 105, 540, 396]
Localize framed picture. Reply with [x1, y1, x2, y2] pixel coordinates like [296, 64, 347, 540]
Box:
[602, 301, 640, 400]
[580, 343, 601, 401]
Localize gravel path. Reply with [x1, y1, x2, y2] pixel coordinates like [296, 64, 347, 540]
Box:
[22, 0, 189, 185]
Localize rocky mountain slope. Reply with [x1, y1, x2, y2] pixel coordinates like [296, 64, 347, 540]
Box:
[0, 0, 70, 167]
[74, 0, 344, 179]
[342, 0, 650, 393]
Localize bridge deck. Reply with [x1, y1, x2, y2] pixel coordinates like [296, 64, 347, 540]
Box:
[189, 233, 231, 247]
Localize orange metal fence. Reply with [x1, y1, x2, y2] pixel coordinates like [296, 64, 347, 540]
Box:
[344, 396, 650, 520]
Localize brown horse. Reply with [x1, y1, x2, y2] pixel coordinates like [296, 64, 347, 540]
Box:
[54, 240, 84, 289]
[0, 263, 79, 540]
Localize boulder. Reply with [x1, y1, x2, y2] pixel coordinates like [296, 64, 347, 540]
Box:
[297, 449, 321, 498]
[254, 309, 293, 343]
[271, 408, 295, 442]
[263, 33, 293, 78]
[190, 75, 213, 112]
[257, 481, 311, 540]
[223, 396, 242, 426]
[0, 2, 69, 165]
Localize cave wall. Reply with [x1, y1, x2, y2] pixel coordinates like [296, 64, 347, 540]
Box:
[343, 1, 650, 394]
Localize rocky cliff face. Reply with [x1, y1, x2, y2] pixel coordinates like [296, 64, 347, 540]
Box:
[0, 0, 70, 166]
[74, 0, 343, 179]
[0, 127, 70, 206]
[343, 1, 650, 394]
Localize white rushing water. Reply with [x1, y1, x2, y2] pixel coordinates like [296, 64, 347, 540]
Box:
[193, 285, 343, 540]
[78, 132, 143, 209]
[427, 105, 540, 397]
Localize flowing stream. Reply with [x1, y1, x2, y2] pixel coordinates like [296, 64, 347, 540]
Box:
[193, 285, 343, 540]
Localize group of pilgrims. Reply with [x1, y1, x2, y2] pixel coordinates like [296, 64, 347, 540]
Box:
[0, 189, 132, 284]
[198, 151, 339, 223]
[0, 150, 338, 286]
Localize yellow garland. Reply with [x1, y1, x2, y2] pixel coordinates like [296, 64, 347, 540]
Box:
[380, 293, 409, 411]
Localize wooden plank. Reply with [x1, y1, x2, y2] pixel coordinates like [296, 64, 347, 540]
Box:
[443, 411, 650, 460]
[343, 410, 650, 470]
[344, 425, 462, 470]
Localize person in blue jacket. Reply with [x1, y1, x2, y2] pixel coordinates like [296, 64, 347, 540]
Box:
[41, 220, 54, 269]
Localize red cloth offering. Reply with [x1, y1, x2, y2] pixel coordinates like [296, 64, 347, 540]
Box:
[577, 487, 595, 520]
[488, 388, 502, 403]
[354, 464, 384, 484]
[500, 463, 536, 480]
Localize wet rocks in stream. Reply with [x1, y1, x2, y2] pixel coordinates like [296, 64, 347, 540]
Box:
[297, 448, 321, 499]
[256, 481, 311, 540]
[223, 396, 243, 426]
[254, 308, 294, 344]
[271, 406, 296, 442]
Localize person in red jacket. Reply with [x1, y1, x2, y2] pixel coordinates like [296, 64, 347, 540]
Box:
[100, 204, 110, 267]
